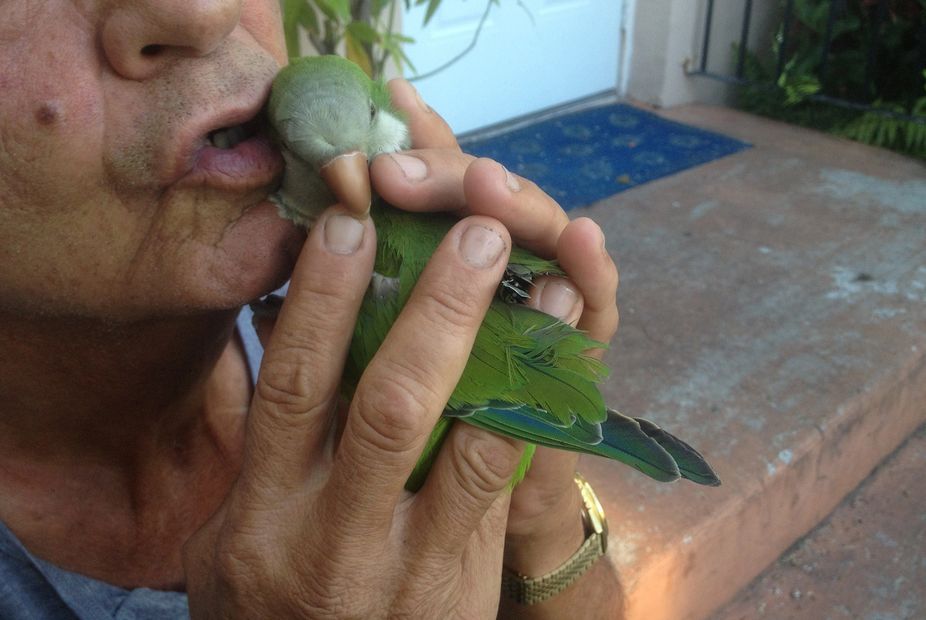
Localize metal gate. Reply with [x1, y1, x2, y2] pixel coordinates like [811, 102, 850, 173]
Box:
[687, 0, 926, 125]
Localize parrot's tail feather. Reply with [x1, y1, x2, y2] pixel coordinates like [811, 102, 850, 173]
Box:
[631, 414, 722, 486]
[463, 405, 682, 483]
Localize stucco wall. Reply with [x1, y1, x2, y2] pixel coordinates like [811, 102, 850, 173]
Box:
[625, 0, 781, 108]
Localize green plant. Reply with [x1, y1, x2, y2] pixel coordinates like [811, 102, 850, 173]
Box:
[280, 0, 503, 79]
[838, 71, 926, 157]
[735, 0, 926, 160]
[281, 0, 415, 78]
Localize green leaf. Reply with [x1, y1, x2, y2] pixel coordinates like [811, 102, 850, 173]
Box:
[312, 0, 349, 21]
[310, 0, 336, 21]
[282, 0, 311, 58]
[299, 3, 319, 31]
[347, 20, 381, 45]
[373, 0, 393, 17]
[345, 30, 374, 77]
[423, 0, 442, 25]
[281, 0, 303, 28]
[383, 35, 417, 74]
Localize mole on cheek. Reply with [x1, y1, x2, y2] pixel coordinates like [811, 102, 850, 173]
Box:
[34, 101, 63, 127]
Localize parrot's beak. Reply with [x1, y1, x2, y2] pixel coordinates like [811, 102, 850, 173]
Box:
[320, 151, 372, 218]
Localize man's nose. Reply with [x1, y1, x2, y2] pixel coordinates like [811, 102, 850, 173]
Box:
[101, 0, 242, 81]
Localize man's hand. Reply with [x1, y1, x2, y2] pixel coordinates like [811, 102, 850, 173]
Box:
[184, 200, 533, 617]
[377, 80, 622, 617]
[188, 79, 622, 618]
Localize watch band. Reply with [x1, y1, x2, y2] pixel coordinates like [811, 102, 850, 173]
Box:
[501, 474, 609, 605]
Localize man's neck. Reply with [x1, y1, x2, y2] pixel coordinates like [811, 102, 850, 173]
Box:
[0, 308, 253, 588]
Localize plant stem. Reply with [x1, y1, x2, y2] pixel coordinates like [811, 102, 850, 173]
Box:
[376, 0, 399, 78]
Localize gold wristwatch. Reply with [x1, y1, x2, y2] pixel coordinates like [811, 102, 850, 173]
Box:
[501, 473, 609, 605]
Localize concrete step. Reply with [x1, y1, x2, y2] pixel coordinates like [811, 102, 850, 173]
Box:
[578, 104, 926, 620]
[711, 423, 926, 620]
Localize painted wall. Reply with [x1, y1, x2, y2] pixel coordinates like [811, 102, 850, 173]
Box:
[625, 0, 781, 108]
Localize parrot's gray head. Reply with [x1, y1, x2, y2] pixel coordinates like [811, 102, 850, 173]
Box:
[267, 56, 410, 226]
[269, 56, 409, 169]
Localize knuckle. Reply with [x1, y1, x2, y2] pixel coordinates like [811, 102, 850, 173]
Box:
[427, 108, 455, 138]
[205, 527, 287, 610]
[606, 257, 620, 294]
[352, 368, 436, 455]
[391, 575, 463, 619]
[587, 303, 620, 344]
[418, 279, 485, 335]
[450, 428, 521, 497]
[213, 539, 260, 587]
[587, 259, 619, 313]
[608, 305, 620, 337]
[291, 556, 359, 618]
[255, 353, 327, 416]
[209, 514, 368, 618]
[275, 289, 351, 350]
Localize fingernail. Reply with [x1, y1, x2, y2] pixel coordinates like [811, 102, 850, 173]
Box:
[537, 280, 579, 322]
[389, 153, 428, 182]
[325, 213, 365, 255]
[503, 166, 521, 192]
[460, 224, 505, 269]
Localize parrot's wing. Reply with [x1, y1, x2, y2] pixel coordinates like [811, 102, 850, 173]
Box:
[455, 405, 720, 486]
[454, 404, 683, 483]
[449, 302, 609, 428]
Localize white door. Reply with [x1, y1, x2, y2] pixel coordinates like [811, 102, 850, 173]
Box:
[401, 0, 625, 134]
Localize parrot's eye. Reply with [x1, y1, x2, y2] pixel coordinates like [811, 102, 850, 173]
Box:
[369, 102, 377, 123]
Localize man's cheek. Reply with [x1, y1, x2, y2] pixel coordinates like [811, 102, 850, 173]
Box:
[0, 27, 107, 210]
[0, 94, 106, 213]
[240, 1, 287, 66]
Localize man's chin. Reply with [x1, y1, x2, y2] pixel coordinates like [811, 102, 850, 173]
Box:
[218, 200, 306, 304]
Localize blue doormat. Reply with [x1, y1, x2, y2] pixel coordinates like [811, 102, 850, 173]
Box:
[460, 103, 750, 211]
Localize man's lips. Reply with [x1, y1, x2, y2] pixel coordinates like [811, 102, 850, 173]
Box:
[179, 134, 284, 193]
[169, 93, 285, 193]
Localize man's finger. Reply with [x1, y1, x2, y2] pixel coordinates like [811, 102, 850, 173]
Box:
[464, 157, 570, 257]
[408, 422, 523, 559]
[372, 154, 570, 261]
[387, 78, 460, 150]
[326, 215, 512, 534]
[370, 148, 474, 214]
[241, 206, 376, 499]
[555, 217, 620, 346]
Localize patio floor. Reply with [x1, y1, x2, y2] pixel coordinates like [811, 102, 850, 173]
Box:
[576, 103, 926, 619]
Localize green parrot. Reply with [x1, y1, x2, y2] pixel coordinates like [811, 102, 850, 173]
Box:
[266, 55, 720, 491]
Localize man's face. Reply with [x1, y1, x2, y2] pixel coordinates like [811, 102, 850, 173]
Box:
[0, 1, 303, 321]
